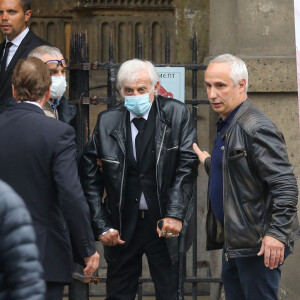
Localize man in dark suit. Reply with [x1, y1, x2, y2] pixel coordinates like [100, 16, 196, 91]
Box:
[0, 0, 48, 113]
[0, 57, 100, 300]
[80, 59, 199, 299]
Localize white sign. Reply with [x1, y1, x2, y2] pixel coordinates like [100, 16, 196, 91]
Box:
[294, 0, 300, 126]
[156, 67, 185, 103]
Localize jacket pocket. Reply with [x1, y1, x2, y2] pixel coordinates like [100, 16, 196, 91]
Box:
[242, 202, 263, 239]
[228, 149, 247, 159]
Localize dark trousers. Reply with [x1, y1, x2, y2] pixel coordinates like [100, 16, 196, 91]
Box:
[222, 245, 292, 300]
[46, 282, 65, 300]
[105, 212, 178, 300]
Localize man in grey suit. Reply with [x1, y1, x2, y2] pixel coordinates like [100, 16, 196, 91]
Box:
[0, 0, 48, 112]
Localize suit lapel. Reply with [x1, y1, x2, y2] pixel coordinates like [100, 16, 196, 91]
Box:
[0, 41, 5, 58]
[126, 112, 138, 166]
[4, 30, 33, 76]
[0, 41, 6, 84]
[139, 104, 156, 161]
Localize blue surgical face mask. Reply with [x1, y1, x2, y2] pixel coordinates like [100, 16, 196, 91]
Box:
[124, 93, 152, 117]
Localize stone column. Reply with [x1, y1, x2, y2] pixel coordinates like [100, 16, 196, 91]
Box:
[208, 0, 300, 299]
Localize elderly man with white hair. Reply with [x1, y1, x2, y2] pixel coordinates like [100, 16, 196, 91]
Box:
[80, 58, 199, 299]
[193, 54, 300, 300]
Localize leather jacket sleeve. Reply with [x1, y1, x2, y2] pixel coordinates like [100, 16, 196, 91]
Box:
[164, 105, 199, 220]
[79, 119, 112, 239]
[251, 125, 298, 244]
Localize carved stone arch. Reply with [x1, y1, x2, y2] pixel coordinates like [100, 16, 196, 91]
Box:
[101, 22, 111, 62]
[47, 22, 56, 46]
[151, 21, 161, 62]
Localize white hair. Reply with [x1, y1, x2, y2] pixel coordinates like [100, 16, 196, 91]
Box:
[209, 54, 248, 92]
[117, 59, 160, 96]
[28, 45, 63, 59]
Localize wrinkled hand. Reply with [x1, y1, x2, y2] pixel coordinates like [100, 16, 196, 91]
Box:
[157, 217, 182, 238]
[193, 143, 210, 165]
[257, 236, 285, 269]
[84, 251, 100, 276]
[99, 229, 125, 246]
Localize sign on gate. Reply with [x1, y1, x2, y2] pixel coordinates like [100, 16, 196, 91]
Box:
[156, 67, 185, 103]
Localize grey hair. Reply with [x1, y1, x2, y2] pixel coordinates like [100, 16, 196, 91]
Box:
[28, 46, 63, 60]
[117, 59, 160, 96]
[209, 54, 248, 92]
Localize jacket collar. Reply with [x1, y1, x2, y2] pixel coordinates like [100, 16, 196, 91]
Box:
[155, 95, 172, 128]
[222, 98, 250, 138]
[13, 101, 45, 115]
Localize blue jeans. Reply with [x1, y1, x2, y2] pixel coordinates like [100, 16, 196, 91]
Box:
[221, 245, 292, 300]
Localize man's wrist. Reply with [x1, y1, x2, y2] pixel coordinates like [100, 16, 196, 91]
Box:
[101, 228, 115, 236]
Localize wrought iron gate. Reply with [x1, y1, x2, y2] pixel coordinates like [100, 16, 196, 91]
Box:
[68, 31, 222, 299]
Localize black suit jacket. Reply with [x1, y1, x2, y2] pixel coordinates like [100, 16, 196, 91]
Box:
[0, 29, 48, 112]
[0, 103, 96, 283]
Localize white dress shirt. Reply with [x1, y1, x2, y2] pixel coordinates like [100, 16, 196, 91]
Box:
[129, 109, 151, 210]
[3, 27, 29, 69]
[23, 101, 43, 110]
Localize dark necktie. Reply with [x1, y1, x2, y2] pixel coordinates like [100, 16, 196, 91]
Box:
[132, 117, 147, 162]
[0, 42, 13, 72]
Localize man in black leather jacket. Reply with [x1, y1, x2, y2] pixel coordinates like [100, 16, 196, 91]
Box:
[80, 59, 199, 299]
[193, 54, 300, 300]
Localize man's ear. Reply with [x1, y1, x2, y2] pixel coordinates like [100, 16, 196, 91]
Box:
[154, 81, 160, 94]
[45, 86, 51, 100]
[12, 85, 17, 99]
[238, 79, 247, 92]
[24, 10, 32, 23]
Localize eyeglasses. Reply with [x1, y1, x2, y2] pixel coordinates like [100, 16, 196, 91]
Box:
[45, 59, 68, 69]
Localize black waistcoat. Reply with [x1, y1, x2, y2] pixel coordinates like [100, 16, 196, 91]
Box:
[122, 105, 161, 244]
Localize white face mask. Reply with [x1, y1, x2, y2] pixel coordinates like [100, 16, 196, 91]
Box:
[50, 76, 67, 100]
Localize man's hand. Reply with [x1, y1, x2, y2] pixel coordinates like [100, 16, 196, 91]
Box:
[96, 158, 103, 173]
[193, 143, 210, 165]
[257, 235, 285, 269]
[84, 251, 100, 276]
[99, 229, 125, 246]
[157, 217, 182, 238]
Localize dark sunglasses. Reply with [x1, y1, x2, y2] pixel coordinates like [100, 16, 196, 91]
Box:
[45, 59, 68, 69]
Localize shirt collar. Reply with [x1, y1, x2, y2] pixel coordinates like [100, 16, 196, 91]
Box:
[129, 109, 150, 122]
[6, 27, 29, 47]
[23, 100, 43, 110]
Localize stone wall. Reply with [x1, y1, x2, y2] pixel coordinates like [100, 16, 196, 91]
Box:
[208, 0, 300, 299]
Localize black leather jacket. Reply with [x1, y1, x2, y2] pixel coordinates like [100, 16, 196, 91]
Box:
[79, 96, 199, 262]
[205, 99, 300, 258]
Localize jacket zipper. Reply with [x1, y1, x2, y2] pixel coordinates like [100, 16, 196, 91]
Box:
[119, 159, 126, 236]
[156, 124, 167, 217]
[101, 158, 120, 164]
[244, 203, 263, 241]
[222, 145, 229, 261]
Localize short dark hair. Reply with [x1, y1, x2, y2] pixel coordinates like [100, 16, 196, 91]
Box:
[20, 0, 31, 13]
[12, 57, 51, 102]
